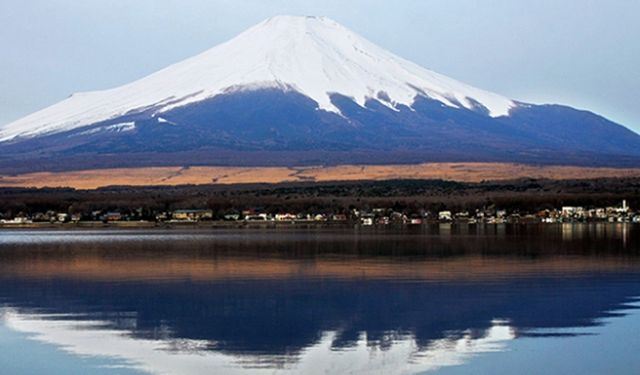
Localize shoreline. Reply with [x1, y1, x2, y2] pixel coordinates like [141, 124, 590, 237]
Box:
[1, 220, 636, 230]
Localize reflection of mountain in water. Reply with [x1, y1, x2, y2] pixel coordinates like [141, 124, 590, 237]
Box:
[0, 226, 639, 373]
[1, 273, 639, 357]
[1, 308, 517, 374]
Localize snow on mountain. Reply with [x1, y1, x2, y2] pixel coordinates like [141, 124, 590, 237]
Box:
[0, 15, 515, 142]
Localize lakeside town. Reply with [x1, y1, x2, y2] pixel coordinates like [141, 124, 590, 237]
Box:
[1, 200, 637, 227]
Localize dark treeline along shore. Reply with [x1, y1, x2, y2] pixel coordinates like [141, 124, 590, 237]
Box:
[1, 177, 639, 223]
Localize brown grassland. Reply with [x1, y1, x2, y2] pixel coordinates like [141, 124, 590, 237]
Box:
[2, 162, 640, 189]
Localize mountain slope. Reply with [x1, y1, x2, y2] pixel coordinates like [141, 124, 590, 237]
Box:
[1, 15, 639, 172]
[0, 15, 514, 142]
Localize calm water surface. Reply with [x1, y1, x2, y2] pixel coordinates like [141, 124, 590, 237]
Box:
[0, 224, 639, 374]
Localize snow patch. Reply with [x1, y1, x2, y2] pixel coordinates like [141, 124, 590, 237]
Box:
[157, 117, 176, 125]
[77, 122, 136, 136]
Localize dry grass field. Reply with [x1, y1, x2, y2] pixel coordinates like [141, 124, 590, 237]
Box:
[2, 162, 640, 189]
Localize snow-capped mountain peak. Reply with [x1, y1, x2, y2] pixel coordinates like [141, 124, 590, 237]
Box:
[1, 15, 515, 141]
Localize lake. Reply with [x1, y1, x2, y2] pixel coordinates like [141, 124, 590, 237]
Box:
[0, 224, 639, 374]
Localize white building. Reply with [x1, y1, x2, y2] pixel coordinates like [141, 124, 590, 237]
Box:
[438, 211, 452, 221]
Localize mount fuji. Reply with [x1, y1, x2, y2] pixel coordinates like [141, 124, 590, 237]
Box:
[1, 15, 639, 173]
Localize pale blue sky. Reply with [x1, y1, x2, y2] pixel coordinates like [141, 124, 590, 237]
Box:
[1, 0, 639, 131]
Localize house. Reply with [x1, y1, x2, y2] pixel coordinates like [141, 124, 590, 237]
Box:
[376, 216, 390, 225]
[561, 206, 585, 219]
[360, 214, 375, 226]
[521, 214, 539, 224]
[612, 200, 630, 215]
[172, 209, 213, 221]
[360, 217, 374, 226]
[454, 211, 470, 223]
[103, 212, 123, 222]
[297, 213, 311, 221]
[155, 212, 169, 221]
[32, 212, 48, 222]
[223, 213, 241, 221]
[561, 206, 576, 217]
[0, 217, 31, 224]
[331, 214, 348, 222]
[245, 213, 270, 221]
[275, 213, 297, 222]
[438, 211, 452, 222]
[594, 208, 607, 220]
[390, 211, 406, 223]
